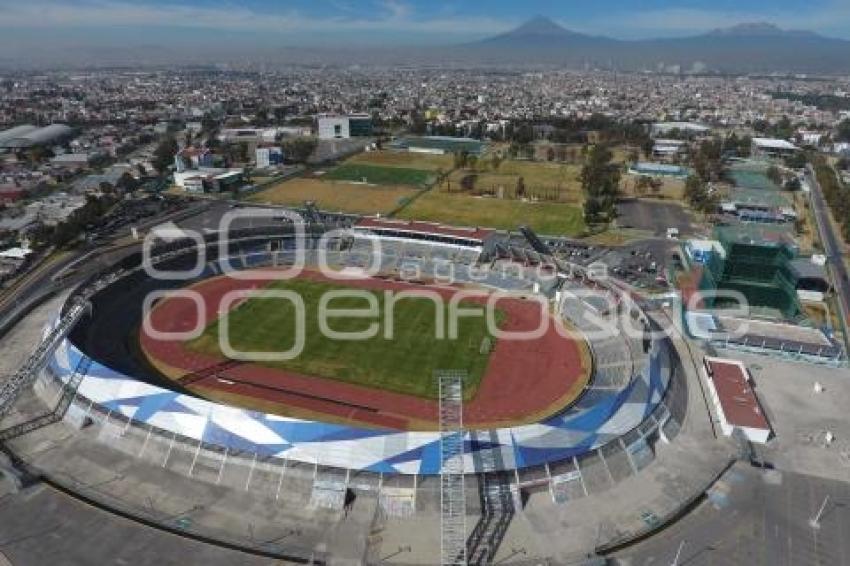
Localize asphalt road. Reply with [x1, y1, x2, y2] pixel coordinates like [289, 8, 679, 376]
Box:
[0, 484, 275, 566]
[807, 166, 850, 329]
[612, 464, 850, 566]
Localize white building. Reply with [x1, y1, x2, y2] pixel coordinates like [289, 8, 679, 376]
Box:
[256, 147, 283, 168]
[173, 167, 243, 193]
[317, 114, 372, 140]
[650, 121, 711, 139]
[652, 139, 688, 160]
[318, 115, 351, 139]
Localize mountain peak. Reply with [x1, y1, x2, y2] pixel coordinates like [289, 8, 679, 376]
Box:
[512, 15, 569, 36]
[479, 15, 596, 46]
[707, 22, 820, 38]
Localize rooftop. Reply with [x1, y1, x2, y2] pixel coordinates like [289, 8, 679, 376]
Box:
[704, 357, 770, 432]
[355, 217, 495, 242]
[752, 137, 798, 151]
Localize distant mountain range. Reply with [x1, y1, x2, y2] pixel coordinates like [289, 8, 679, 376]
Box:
[1, 16, 849, 72]
[456, 17, 850, 74]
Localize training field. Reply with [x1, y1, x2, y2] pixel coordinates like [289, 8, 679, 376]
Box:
[248, 178, 418, 215]
[187, 277, 500, 400]
[324, 163, 436, 188]
[443, 160, 583, 203]
[398, 190, 587, 236]
[347, 151, 454, 171]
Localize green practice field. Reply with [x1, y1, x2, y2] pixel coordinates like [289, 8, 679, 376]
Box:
[325, 163, 436, 188]
[247, 178, 417, 215]
[347, 151, 454, 171]
[187, 278, 502, 400]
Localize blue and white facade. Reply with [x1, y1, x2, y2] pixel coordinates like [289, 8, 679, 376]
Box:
[49, 326, 673, 476]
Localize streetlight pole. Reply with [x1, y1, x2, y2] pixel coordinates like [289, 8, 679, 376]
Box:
[809, 495, 830, 529]
[671, 540, 686, 566]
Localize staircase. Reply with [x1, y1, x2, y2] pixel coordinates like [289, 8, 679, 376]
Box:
[466, 430, 515, 565]
[0, 355, 92, 442]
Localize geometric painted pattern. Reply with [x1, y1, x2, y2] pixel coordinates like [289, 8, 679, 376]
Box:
[50, 328, 670, 475]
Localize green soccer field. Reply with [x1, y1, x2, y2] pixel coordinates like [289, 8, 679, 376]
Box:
[324, 163, 436, 188]
[187, 278, 503, 400]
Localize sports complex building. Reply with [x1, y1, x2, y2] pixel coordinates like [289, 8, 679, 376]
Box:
[36, 218, 685, 501]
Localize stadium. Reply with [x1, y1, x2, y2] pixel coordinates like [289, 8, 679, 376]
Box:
[40, 215, 684, 491]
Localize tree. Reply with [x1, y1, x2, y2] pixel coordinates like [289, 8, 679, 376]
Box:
[516, 177, 526, 199]
[409, 109, 428, 135]
[513, 123, 534, 145]
[460, 174, 476, 192]
[281, 138, 317, 164]
[580, 145, 620, 223]
[491, 154, 503, 171]
[783, 151, 808, 170]
[641, 137, 654, 159]
[583, 197, 604, 224]
[784, 177, 802, 191]
[117, 172, 139, 193]
[152, 135, 178, 175]
[453, 151, 469, 170]
[684, 175, 718, 214]
[766, 165, 783, 187]
[836, 119, 850, 143]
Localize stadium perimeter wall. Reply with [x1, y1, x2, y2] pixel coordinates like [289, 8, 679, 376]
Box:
[45, 231, 678, 476]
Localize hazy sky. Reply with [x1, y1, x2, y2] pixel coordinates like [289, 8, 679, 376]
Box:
[1, 0, 849, 47]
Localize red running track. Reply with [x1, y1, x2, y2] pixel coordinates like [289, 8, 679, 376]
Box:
[140, 269, 589, 430]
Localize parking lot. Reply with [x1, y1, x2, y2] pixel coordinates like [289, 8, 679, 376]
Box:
[598, 239, 677, 290]
[616, 199, 694, 237]
[614, 463, 850, 566]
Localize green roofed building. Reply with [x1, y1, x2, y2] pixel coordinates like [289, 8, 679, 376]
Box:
[389, 136, 487, 156]
[698, 224, 802, 319]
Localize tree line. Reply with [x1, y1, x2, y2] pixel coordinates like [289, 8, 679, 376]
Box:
[813, 156, 850, 243]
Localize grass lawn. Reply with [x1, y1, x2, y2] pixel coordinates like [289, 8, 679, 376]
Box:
[347, 151, 454, 171]
[187, 278, 502, 400]
[621, 174, 686, 201]
[248, 178, 419, 215]
[325, 163, 436, 188]
[444, 160, 583, 204]
[398, 190, 586, 236]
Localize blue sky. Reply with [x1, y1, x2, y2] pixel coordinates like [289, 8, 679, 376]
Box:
[1, 0, 848, 44]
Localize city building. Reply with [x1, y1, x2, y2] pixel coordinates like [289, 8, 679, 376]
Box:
[256, 146, 283, 168]
[173, 167, 244, 193]
[317, 114, 373, 139]
[752, 137, 799, 159]
[652, 139, 688, 160]
[49, 153, 92, 170]
[702, 356, 771, 444]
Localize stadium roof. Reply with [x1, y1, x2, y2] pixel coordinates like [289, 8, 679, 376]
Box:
[0, 123, 73, 148]
[752, 137, 798, 151]
[355, 217, 495, 242]
[0, 125, 38, 146]
[652, 121, 711, 132]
